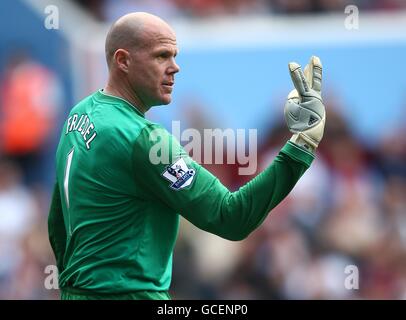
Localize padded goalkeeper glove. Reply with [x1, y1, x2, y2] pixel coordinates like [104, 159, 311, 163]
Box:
[284, 55, 325, 152]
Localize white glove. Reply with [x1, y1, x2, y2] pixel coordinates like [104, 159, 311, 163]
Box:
[284, 56, 325, 152]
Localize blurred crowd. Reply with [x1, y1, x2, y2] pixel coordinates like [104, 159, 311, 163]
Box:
[72, 0, 406, 21]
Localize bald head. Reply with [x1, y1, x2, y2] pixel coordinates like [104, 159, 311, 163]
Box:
[105, 12, 175, 69]
[104, 12, 179, 112]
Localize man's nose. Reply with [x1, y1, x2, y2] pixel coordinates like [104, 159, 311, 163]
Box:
[169, 59, 180, 74]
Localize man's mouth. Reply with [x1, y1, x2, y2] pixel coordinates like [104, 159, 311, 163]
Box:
[162, 83, 174, 93]
[162, 82, 174, 93]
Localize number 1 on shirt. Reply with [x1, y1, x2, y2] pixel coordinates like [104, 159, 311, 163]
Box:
[64, 148, 74, 235]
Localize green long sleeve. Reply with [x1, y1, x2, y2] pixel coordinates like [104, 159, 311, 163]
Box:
[133, 125, 314, 241]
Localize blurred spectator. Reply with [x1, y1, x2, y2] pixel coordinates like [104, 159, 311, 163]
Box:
[0, 52, 62, 186]
[72, 0, 106, 20]
[0, 160, 37, 298]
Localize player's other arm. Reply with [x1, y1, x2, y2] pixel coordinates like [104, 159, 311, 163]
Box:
[48, 182, 67, 273]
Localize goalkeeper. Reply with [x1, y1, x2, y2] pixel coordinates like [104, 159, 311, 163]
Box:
[48, 12, 326, 300]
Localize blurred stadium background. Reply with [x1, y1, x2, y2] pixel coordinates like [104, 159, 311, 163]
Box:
[0, 0, 406, 299]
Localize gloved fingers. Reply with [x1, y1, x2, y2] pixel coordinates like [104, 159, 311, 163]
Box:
[309, 56, 322, 94]
[287, 89, 300, 102]
[288, 62, 310, 97]
[304, 63, 310, 85]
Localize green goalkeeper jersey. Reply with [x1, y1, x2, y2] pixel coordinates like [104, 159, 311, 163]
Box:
[48, 89, 314, 298]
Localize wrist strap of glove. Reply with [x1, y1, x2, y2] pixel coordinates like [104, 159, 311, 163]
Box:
[290, 133, 317, 153]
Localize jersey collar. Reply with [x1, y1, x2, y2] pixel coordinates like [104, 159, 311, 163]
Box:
[96, 89, 145, 118]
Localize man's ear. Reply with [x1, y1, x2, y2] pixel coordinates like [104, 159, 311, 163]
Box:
[114, 49, 130, 73]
